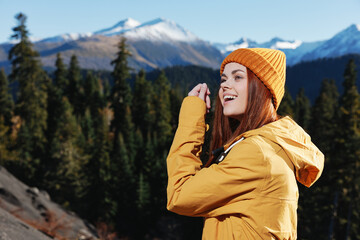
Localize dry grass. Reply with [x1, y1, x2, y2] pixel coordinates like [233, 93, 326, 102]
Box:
[11, 208, 73, 239]
[1, 200, 121, 240]
[96, 222, 117, 240]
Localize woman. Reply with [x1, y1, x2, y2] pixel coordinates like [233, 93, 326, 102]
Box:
[166, 48, 324, 239]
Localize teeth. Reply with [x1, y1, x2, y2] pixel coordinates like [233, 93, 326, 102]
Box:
[224, 95, 237, 100]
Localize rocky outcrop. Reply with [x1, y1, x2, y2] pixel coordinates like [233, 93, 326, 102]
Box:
[0, 166, 98, 240]
[0, 207, 52, 240]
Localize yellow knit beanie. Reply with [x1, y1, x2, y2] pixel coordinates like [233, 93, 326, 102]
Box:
[220, 48, 286, 110]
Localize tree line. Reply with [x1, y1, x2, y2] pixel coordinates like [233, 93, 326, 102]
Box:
[0, 13, 360, 239]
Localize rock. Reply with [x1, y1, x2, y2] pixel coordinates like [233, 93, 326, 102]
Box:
[0, 207, 52, 240]
[0, 165, 98, 240]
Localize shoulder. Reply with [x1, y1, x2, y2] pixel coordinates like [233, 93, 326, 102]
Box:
[220, 135, 284, 171]
[219, 136, 269, 172]
[227, 135, 281, 160]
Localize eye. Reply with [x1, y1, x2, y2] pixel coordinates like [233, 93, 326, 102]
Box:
[235, 75, 243, 80]
[220, 78, 226, 83]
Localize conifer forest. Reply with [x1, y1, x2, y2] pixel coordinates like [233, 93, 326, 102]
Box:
[1, 13, 360, 240]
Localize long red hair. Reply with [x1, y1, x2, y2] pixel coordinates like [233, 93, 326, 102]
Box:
[205, 68, 279, 166]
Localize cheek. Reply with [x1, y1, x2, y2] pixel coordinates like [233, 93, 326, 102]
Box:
[237, 82, 248, 101]
[218, 90, 224, 106]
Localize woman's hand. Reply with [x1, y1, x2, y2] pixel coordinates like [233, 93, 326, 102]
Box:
[188, 83, 211, 113]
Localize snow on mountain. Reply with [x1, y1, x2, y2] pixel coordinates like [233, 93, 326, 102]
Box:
[214, 37, 258, 54]
[45, 17, 201, 43]
[282, 40, 325, 65]
[301, 24, 360, 62]
[258, 37, 302, 49]
[94, 18, 141, 36]
[122, 18, 201, 42]
[38, 33, 93, 43]
[214, 37, 325, 65]
[2, 18, 360, 69]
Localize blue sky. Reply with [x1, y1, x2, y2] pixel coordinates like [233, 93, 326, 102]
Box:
[1, 0, 360, 44]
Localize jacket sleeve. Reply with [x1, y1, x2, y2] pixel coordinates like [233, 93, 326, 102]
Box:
[166, 96, 267, 217]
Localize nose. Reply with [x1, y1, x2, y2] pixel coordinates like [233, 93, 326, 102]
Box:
[221, 80, 232, 90]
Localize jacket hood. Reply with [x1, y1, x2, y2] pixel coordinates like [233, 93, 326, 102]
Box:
[242, 116, 324, 187]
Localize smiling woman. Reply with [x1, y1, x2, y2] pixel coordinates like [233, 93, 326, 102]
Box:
[166, 48, 324, 239]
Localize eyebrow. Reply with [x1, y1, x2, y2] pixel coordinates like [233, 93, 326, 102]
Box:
[221, 69, 245, 77]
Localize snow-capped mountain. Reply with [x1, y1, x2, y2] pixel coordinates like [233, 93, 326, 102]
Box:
[258, 37, 302, 49]
[1, 18, 360, 72]
[301, 24, 360, 62]
[215, 24, 360, 66]
[93, 18, 141, 36]
[214, 37, 258, 54]
[118, 18, 200, 42]
[39, 17, 200, 44]
[0, 17, 222, 71]
[215, 37, 303, 55]
[215, 37, 323, 66]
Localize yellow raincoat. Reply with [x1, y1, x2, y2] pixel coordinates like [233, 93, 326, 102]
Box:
[167, 96, 324, 239]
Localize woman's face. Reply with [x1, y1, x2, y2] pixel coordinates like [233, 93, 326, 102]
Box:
[219, 62, 248, 119]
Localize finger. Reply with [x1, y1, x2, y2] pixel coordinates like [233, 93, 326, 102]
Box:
[206, 94, 211, 109]
[198, 83, 207, 101]
[188, 83, 202, 96]
[207, 87, 210, 95]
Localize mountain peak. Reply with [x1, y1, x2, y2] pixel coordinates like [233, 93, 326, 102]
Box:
[345, 23, 360, 32]
[123, 17, 200, 42]
[115, 17, 141, 28]
[94, 18, 141, 36]
[333, 23, 360, 38]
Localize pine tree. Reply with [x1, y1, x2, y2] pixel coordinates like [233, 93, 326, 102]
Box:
[333, 59, 360, 239]
[54, 53, 68, 93]
[84, 71, 106, 116]
[148, 71, 173, 229]
[134, 171, 151, 239]
[46, 54, 66, 153]
[143, 133, 165, 214]
[137, 171, 151, 212]
[310, 79, 339, 153]
[132, 69, 155, 137]
[112, 133, 137, 235]
[0, 69, 14, 128]
[46, 96, 88, 207]
[294, 88, 311, 130]
[42, 52, 89, 211]
[67, 55, 84, 117]
[110, 38, 135, 159]
[84, 109, 115, 223]
[298, 79, 340, 239]
[8, 13, 48, 184]
[277, 86, 294, 118]
[153, 70, 172, 148]
[103, 78, 111, 103]
[170, 84, 184, 131]
[339, 59, 360, 136]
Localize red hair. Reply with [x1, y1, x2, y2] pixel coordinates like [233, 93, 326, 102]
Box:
[205, 69, 279, 167]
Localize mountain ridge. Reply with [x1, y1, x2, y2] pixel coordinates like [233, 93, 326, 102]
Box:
[0, 17, 359, 71]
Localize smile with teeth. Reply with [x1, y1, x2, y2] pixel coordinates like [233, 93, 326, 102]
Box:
[224, 95, 237, 102]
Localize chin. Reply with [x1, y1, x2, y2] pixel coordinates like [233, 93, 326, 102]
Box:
[223, 111, 243, 121]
